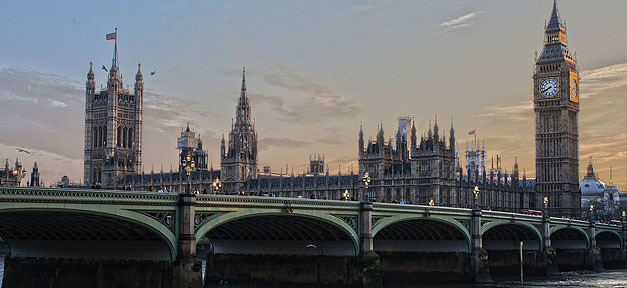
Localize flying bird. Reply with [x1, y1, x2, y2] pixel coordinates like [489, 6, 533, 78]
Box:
[150, 71, 156, 76]
[16, 148, 31, 154]
[101, 65, 108, 72]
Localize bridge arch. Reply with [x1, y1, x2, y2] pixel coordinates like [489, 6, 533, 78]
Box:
[195, 210, 359, 256]
[0, 206, 177, 261]
[372, 216, 471, 253]
[481, 222, 541, 250]
[596, 230, 622, 249]
[549, 226, 590, 249]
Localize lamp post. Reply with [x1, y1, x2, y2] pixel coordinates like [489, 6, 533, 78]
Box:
[362, 172, 371, 202]
[589, 204, 594, 222]
[12, 168, 26, 186]
[212, 178, 222, 194]
[473, 186, 480, 210]
[343, 189, 350, 201]
[543, 196, 549, 217]
[182, 153, 195, 194]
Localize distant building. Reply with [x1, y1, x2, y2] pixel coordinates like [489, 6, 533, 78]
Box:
[309, 154, 324, 175]
[29, 161, 40, 187]
[84, 36, 143, 188]
[1, 158, 26, 187]
[579, 159, 620, 214]
[177, 123, 208, 172]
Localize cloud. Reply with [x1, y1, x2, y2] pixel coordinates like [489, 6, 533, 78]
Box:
[350, 4, 376, 12]
[434, 11, 484, 35]
[258, 137, 310, 152]
[254, 61, 361, 124]
[579, 63, 627, 99]
[317, 127, 345, 145]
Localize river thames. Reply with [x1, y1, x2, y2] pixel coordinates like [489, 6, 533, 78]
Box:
[1, 255, 625, 287]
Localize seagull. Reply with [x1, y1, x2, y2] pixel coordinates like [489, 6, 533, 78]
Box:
[16, 148, 31, 154]
[101, 65, 108, 72]
[150, 71, 156, 76]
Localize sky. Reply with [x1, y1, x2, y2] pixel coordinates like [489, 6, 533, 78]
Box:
[0, 0, 625, 189]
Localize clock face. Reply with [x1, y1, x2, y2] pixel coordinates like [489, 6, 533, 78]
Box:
[570, 79, 578, 100]
[540, 78, 559, 98]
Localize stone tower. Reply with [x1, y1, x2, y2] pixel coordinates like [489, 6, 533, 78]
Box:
[534, 0, 580, 217]
[84, 35, 143, 188]
[29, 161, 40, 187]
[221, 68, 258, 194]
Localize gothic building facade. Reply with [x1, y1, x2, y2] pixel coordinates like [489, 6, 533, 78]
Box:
[533, 0, 581, 217]
[220, 68, 258, 193]
[1, 158, 26, 187]
[84, 38, 143, 188]
[121, 1, 581, 218]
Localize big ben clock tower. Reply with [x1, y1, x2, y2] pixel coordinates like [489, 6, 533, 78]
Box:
[534, 0, 580, 217]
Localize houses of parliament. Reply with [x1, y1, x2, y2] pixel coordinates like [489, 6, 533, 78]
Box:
[85, 1, 582, 217]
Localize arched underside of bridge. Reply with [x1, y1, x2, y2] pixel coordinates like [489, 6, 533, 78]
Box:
[201, 215, 356, 256]
[550, 228, 589, 249]
[0, 211, 173, 261]
[373, 219, 470, 253]
[597, 231, 622, 249]
[482, 224, 540, 250]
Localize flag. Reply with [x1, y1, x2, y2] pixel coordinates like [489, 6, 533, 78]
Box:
[468, 129, 476, 135]
[106, 32, 116, 40]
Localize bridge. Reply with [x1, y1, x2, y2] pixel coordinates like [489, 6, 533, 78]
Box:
[0, 187, 625, 287]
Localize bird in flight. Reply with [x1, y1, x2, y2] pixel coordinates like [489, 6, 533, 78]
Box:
[150, 71, 156, 76]
[16, 148, 31, 154]
[101, 65, 108, 72]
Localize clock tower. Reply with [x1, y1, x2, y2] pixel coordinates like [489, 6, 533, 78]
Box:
[534, 0, 580, 217]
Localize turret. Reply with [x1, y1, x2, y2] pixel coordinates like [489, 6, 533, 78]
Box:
[358, 123, 364, 155]
[411, 120, 417, 151]
[433, 115, 439, 140]
[449, 119, 455, 152]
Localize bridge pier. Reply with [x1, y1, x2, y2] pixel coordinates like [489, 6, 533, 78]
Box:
[358, 202, 382, 288]
[541, 213, 559, 275]
[470, 208, 492, 283]
[586, 222, 604, 272]
[173, 193, 202, 288]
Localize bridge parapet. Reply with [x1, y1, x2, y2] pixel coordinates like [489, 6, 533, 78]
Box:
[0, 186, 179, 205]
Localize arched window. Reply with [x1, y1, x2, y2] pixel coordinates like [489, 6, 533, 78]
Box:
[128, 127, 133, 149]
[123, 127, 127, 148]
[117, 126, 122, 147]
[93, 129, 97, 147]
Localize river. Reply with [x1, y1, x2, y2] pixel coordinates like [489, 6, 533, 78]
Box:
[1, 256, 626, 287]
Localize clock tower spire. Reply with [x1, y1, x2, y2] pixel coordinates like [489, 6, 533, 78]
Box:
[533, 0, 580, 217]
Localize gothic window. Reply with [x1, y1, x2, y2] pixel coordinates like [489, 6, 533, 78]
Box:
[93, 129, 97, 147]
[128, 128, 133, 149]
[117, 126, 122, 147]
[123, 127, 128, 148]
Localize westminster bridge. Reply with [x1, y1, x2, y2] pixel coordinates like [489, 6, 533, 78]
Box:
[0, 187, 625, 288]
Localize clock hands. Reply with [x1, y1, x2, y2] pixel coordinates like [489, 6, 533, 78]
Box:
[542, 86, 552, 93]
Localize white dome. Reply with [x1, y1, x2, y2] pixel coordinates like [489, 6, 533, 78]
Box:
[580, 176, 605, 196]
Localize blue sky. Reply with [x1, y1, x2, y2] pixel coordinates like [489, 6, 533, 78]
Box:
[0, 0, 625, 187]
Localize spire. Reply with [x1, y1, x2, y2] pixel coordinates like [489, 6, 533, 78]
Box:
[88, 61, 94, 77]
[546, 0, 564, 32]
[136, 62, 143, 81]
[433, 115, 439, 139]
[186, 122, 190, 132]
[241, 67, 246, 97]
[428, 120, 433, 139]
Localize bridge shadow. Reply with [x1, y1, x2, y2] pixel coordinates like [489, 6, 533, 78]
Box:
[482, 223, 543, 278]
[198, 214, 357, 286]
[372, 218, 472, 284]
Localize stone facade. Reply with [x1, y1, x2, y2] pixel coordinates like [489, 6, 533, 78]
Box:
[84, 38, 143, 188]
[533, 0, 581, 217]
[220, 68, 258, 194]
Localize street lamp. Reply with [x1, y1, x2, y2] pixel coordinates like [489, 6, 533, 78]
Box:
[12, 168, 26, 186]
[182, 153, 195, 194]
[362, 172, 372, 202]
[212, 178, 222, 194]
[589, 204, 594, 222]
[473, 186, 480, 210]
[343, 189, 350, 201]
[543, 197, 549, 216]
